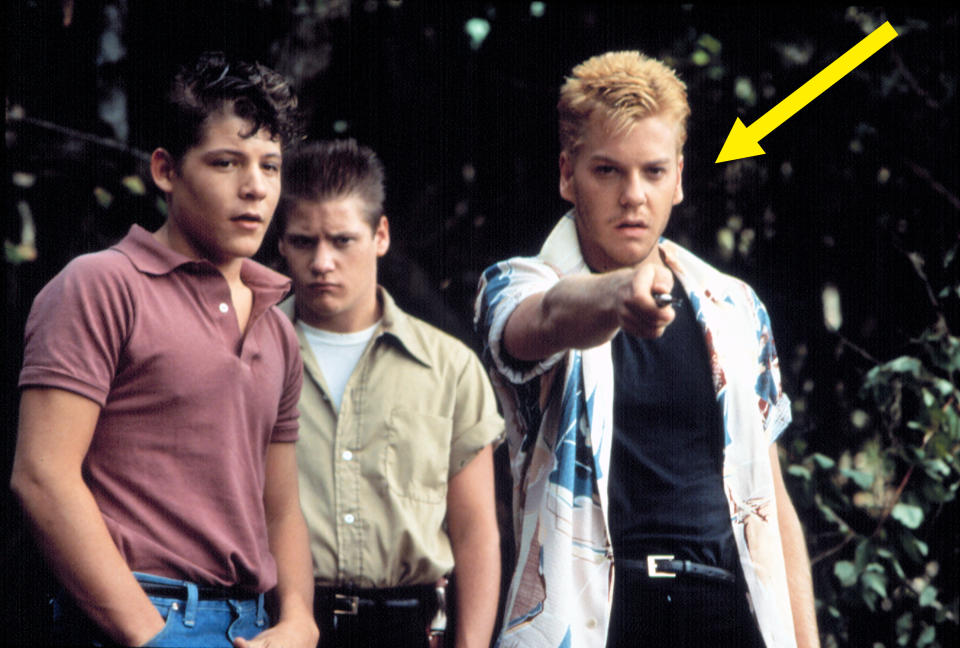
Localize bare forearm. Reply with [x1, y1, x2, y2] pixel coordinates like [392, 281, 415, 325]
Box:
[12, 475, 163, 646]
[452, 530, 500, 648]
[770, 444, 819, 647]
[504, 262, 674, 361]
[446, 446, 500, 648]
[538, 273, 624, 349]
[267, 508, 315, 626]
[780, 504, 820, 648]
[248, 442, 318, 648]
[505, 272, 623, 361]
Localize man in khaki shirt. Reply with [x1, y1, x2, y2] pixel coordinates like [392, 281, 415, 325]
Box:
[276, 139, 503, 648]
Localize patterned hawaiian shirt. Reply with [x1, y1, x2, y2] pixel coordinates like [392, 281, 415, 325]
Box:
[475, 212, 797, 647]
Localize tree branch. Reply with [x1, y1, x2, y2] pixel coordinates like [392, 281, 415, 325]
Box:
[7, 113, 151, 162]
[905, 159, 960, 212]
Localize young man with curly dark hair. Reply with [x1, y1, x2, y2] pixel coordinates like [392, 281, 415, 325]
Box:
[12, 52, 318, 648]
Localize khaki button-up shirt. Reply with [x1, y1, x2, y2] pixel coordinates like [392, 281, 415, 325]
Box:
[281, 288, 503, 587]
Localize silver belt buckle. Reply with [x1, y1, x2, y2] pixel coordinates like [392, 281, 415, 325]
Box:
[334, 593, 359, 615]
[647, 554, 677, 578]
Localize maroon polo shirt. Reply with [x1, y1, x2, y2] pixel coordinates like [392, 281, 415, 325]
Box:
[20, 225, 303, 592]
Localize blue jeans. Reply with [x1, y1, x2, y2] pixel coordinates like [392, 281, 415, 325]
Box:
[51, 572, 269, 647]
[136, 573, 269, 647]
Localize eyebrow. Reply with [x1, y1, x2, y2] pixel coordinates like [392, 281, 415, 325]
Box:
[590, 153, 675, 169]
[203, 148, 282, 160]
[285, 229, 360, 239]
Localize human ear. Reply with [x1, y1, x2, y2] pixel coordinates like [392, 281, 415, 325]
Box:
[375, 215, 390, 257]
[150, 148, 177, 193]
[672, 155, 684, 205]
[559, 151, 575, 203]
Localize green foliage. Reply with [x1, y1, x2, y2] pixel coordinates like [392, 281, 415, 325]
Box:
[791, 311, 960, 646]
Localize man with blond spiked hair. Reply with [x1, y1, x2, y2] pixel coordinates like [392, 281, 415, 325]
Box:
[475, 51, 819, 647]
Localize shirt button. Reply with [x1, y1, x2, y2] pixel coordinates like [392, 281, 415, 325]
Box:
[344, 514, 355, 524]
[342, 450, 353, 461]
[219, 302, 229, 313]
[586, 618, 597, 629]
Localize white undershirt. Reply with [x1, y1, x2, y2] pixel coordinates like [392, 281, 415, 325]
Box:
[299, 320, 380, 411]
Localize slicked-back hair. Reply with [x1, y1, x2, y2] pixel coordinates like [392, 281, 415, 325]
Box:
[276, 139, 386, 234]
[159, 51, 300, 164]
[558, 51, 690, 155]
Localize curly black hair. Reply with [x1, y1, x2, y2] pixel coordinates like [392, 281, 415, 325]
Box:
[158, 51, 301, 162]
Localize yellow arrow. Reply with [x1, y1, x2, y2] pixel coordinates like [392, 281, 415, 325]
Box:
[716, 21, 898, 164]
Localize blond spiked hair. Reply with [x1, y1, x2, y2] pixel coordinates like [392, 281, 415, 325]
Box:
[558, 51, 690, 154]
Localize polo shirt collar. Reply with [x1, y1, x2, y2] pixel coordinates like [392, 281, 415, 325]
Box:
[114, 225, 291, 304]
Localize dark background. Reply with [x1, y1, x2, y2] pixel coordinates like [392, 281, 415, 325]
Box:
[4, 2, 958, 646]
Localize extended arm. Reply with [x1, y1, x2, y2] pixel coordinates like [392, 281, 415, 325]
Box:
[10, 388, 165, 646]
[446, 444, 500, 648]
[236, 442, 318, 648]
[770, 443, 820, 648]
[502, 261, 675, 362]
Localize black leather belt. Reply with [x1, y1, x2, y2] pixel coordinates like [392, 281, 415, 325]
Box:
[141, 583, 257, 600]
[618, 555, 736, 584]
[315, 584, 436, 617]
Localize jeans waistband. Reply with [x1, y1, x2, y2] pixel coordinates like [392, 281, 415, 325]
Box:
[134, 572, 267, 629]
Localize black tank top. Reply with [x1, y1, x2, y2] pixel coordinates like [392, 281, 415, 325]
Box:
[607, 279, 738, 570]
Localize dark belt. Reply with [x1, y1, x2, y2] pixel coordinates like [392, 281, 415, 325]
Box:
[315, 584, 437, 616]
[140, 583, 258, 600]
[618, 555, 736, 583]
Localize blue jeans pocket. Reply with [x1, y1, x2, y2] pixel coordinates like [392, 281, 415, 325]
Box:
[140, 599, 180, 647]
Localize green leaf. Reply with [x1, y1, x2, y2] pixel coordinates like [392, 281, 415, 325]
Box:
[925, 459, 951, 478]
[901, 530, 930, 562]
[787, 464, 812, 481]
[944, 241, 957, 269]
[862, 570, 888, 598]
[697, 33, 722, 55]
[842, 468, 875, 489]
[919, 585, 938, 607]
[464, 18, 491, 51]
[93, 186, 113, 208]
[834, 560, 858, 587]
[917, 625, 936, 647]
[888, 556, 906, 580]
[896, 611, 913, 639]
[864, 561, 885, 573]
[892, 503, 924, 529]
[855, 540, 873, 572]
[122, 175, 146, 195]
[691, 49, 710, 66]
[813, 453, 836, 469]
[933, 378, 955, 397]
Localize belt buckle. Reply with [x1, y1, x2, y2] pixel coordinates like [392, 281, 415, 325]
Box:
[646, 554, 676, 578]
[333, 593, 359, 615]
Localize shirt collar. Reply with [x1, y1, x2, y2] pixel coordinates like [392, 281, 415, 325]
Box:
[280, 287, 432, 369]
[114, 224, 292, 305]
[376, 287, 432, 368]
